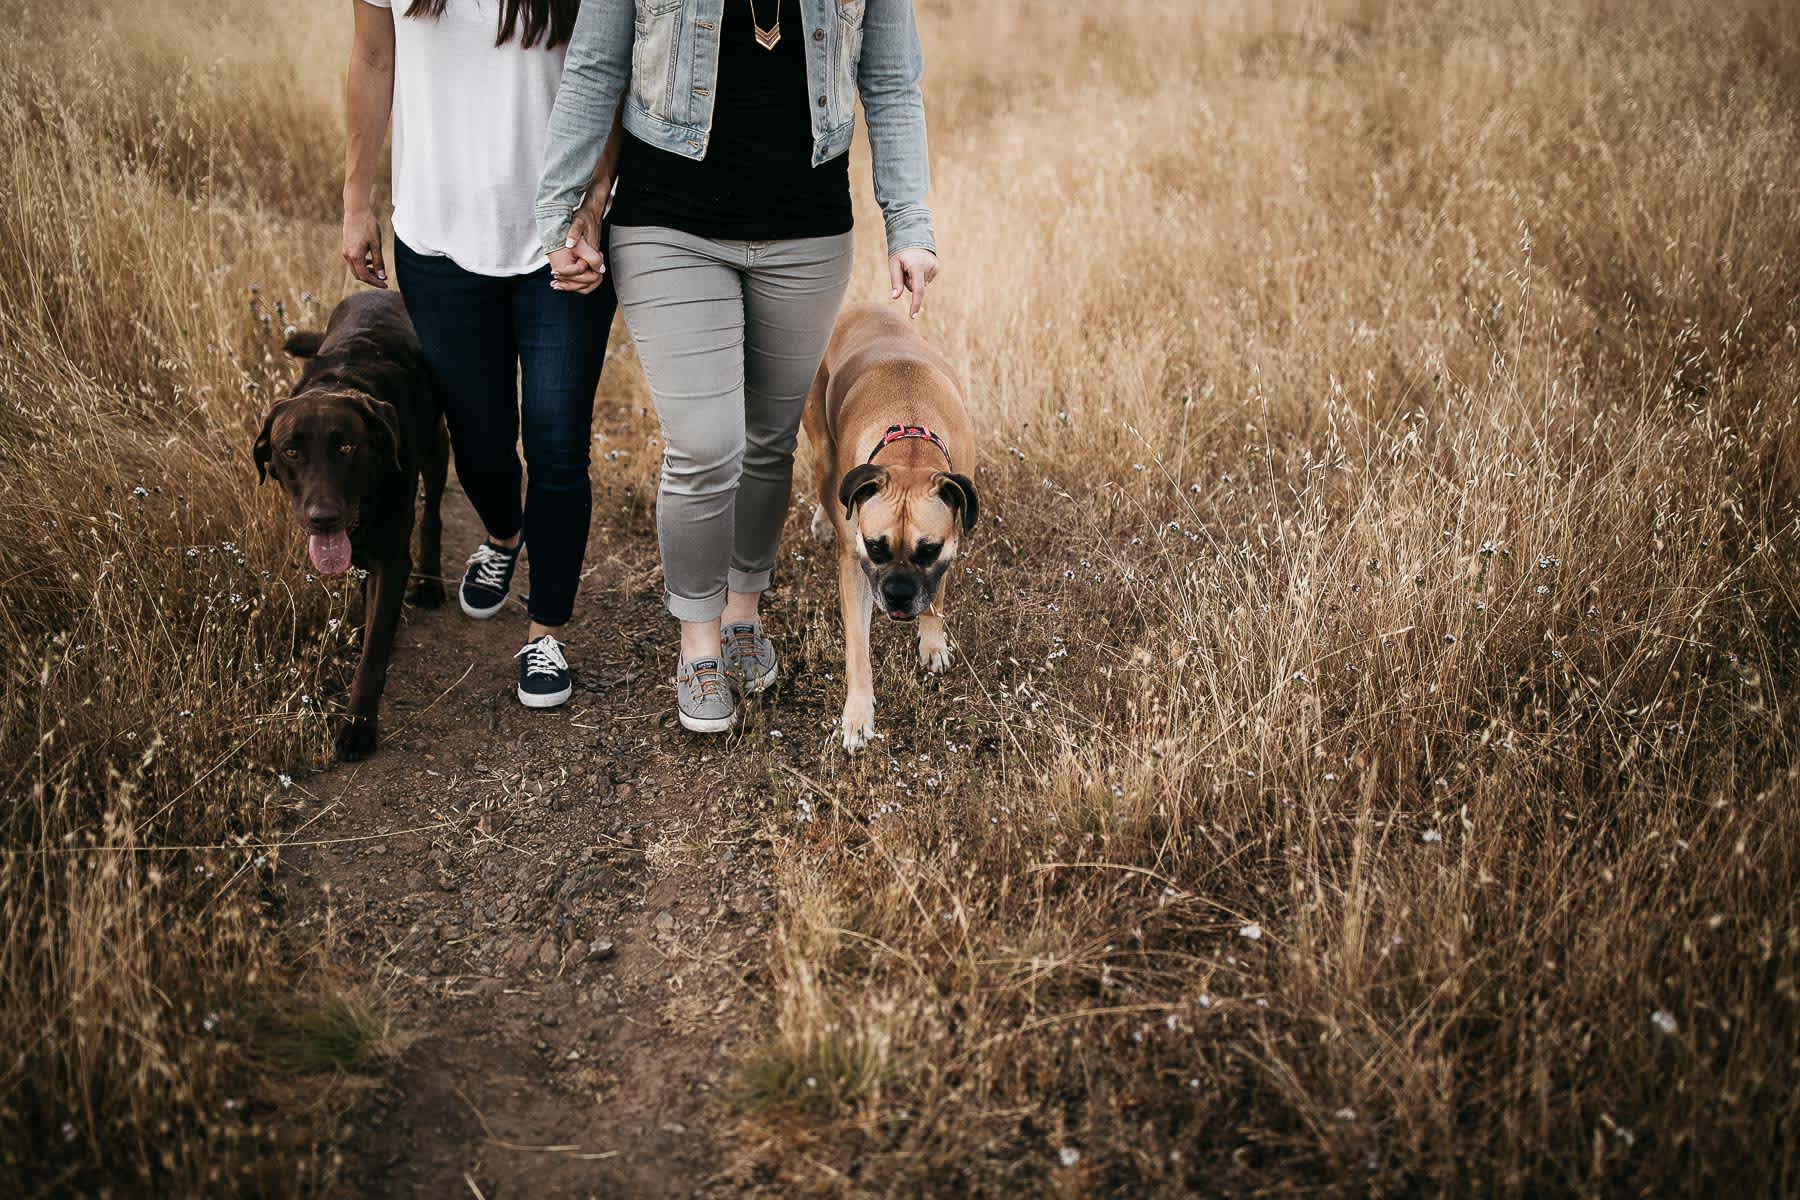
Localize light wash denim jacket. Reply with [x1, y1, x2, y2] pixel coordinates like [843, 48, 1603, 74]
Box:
[535, 0, 934, 259]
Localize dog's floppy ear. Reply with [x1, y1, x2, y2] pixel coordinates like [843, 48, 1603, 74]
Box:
[284, 330, 326, 358]
[934, 471, 980, 533]
[838, 463, 888, 520]
[252, 399, 290, 484]
[345, 393, 405, 472]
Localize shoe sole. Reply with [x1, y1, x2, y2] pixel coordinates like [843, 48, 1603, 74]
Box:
[678, 708, 737, 734]
[461, 592, 507, 620]
[518, 684, 572, 709]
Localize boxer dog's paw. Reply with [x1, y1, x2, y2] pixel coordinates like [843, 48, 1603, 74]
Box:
[918, 632, 953, 673]
[840, 694, 876, 752]
[809, 503, 836, 543]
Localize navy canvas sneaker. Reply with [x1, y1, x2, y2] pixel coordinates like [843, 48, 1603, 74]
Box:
[460, 541, 520, 619]
[516, 634, 573, 708]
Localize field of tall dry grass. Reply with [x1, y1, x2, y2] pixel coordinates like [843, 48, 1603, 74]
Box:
[2, 0, 1797, 1194]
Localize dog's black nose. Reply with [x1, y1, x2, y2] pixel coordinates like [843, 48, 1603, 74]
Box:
[305, 507, 342, 533]
[881, 575, 918, 612]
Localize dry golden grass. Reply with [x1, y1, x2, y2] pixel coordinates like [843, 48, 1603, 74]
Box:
[746, 0, 1800, 1193]
[1, 0, 1797, 1194]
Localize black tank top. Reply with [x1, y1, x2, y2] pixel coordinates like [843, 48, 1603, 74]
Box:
[607, 0, 854, 241]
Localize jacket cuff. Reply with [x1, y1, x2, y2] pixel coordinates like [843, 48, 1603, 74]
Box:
[883, 209, 937, 259]
[537, 205, 576, 259]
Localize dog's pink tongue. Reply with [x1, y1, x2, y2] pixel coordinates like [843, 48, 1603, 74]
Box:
[308, 531, 352, 575]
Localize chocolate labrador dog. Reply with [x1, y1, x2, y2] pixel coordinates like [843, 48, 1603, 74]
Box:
[253, 290, 448, 760]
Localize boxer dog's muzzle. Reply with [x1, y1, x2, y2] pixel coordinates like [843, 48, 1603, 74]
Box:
[839, 463, 977, 622]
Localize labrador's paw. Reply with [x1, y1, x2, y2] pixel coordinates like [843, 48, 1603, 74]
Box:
[335, 714, 379, 761]
[408, 577, 447, 609]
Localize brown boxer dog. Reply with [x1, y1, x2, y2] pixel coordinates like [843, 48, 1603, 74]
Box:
[803, 303, 979, 752]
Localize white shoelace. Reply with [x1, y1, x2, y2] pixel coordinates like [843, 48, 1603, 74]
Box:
[516, 635, 568, 679]
[467, 542, 515, 591]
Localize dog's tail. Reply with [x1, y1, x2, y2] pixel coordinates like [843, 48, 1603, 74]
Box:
[283, 329, 327, 358]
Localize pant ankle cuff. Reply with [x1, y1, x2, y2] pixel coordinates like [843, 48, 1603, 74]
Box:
[666, 587, 728, 623]
[727, 567, 773, 595]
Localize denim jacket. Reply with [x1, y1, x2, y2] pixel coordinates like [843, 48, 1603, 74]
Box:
[535, 0, 934, 259]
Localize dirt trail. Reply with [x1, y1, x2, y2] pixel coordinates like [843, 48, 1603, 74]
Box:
[283, 491, 798, 1198]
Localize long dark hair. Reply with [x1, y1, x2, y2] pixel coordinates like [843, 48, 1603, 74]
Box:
[403, 0, 579, 50]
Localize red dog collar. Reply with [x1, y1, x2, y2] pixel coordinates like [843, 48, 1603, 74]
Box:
[868, 423, 950, 463]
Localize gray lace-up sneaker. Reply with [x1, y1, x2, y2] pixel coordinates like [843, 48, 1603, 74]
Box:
[722, 620, 778, 694]
[675, 657, 736, 733]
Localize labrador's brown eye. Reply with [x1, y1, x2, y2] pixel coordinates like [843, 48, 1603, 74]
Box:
[282, 447, 300, 460]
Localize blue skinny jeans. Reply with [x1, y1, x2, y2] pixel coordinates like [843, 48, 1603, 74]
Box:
[394, 237, 617, 627]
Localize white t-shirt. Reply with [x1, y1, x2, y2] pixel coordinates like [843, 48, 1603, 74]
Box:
[364, 0, 566, 276]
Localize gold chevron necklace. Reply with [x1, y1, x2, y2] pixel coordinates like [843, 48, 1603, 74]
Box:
[747, 0, 781, 50]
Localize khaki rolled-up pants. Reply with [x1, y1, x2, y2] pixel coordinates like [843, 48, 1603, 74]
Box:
[608, 225, 855, 622]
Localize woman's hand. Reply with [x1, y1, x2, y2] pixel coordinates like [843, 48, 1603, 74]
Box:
[889, 248, 938, 318]
[549, 203, 607, 294]
[343, 205, 388, 288]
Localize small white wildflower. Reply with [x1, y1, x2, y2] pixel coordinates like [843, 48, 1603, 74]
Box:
[1650, 1010, 1678, 1036]
[1335, 1107, 1357, 1122]
[1198, 994, 1213, 1009]
[202, 1012, 220, 1032]
[1057, 1147, 1081, 1168]
[769, 729, 783, 740]
[277, 774, 293, 789]
[131, 486, 149, 500]
[1420, 829, 1442, 844]
[1238, 923, 1263, 941]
